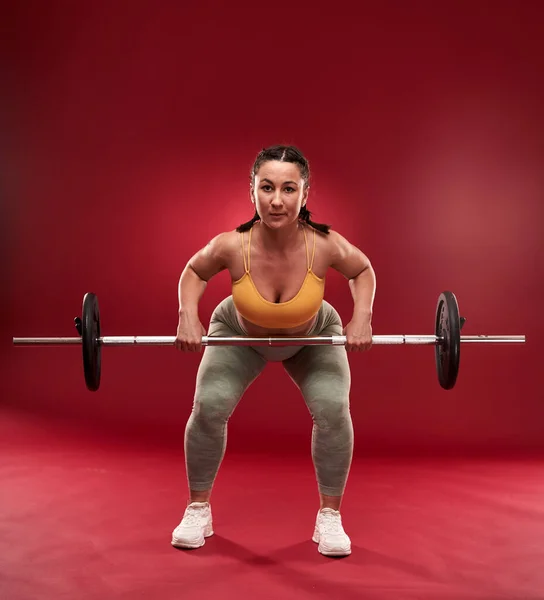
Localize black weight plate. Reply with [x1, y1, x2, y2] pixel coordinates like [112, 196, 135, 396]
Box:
[434, 291, 460, 390]
[82, 293, 101, 391]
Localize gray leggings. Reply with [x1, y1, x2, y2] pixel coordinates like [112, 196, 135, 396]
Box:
[184, 296, 353, 496]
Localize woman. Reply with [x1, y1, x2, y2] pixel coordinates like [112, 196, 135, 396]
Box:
[171, 145, 375, 557]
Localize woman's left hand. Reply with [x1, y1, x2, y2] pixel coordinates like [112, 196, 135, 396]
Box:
[342, 319, 373, 352]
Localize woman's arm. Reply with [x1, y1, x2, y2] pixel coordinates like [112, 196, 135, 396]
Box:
[178, 233, 230, 315]
[329, 230, 376, 351]
[176, 233, 231, 351]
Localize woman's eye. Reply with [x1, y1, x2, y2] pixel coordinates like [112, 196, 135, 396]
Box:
[284, 187, 295, 193]
[261, 185, 272, 192]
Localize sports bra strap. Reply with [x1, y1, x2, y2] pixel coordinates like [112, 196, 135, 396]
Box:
[302, 226, 310, 270]
[247, 226, 253, 272]
[310, 227, 316, 271]
[240, 231, 249, 274]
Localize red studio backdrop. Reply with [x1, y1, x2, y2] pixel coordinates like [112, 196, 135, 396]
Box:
[2, 1, 543, 455]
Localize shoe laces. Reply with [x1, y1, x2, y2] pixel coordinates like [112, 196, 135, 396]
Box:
[183, 505, 207, 527]
[318, 510, 344, 535]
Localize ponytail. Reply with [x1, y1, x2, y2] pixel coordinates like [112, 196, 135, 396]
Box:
[298, 205, 330, 234]
[236, 211, 260, 233]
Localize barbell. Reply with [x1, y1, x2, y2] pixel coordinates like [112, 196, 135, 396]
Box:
[12, 291, 525, 392]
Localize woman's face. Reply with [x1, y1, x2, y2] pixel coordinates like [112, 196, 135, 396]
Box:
[252, 161, 308, 229]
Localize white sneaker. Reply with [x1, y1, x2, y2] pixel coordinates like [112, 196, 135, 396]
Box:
[312, 508, 352, 556]
[171, 502, 214, 549]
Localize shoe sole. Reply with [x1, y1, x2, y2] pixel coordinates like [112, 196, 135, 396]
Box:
[312, 533, 351, 557]
[171, 526, 214, 549]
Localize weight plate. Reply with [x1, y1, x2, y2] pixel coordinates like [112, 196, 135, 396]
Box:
[434, 291, 461, 390]
[82, 292, 101, 391]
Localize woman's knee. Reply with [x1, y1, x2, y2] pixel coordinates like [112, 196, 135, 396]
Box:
[309, 394, 351, 429]
[191, 383, 238, 425]
[191, 347, 262, 426]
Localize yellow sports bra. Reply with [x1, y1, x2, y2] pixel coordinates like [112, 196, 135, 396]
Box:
[232, 224, 325, 329]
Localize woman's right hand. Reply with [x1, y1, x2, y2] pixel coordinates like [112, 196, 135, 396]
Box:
[175, 311, 206, 352]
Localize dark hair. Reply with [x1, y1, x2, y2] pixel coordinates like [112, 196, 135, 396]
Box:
[236, 145, 330, 234]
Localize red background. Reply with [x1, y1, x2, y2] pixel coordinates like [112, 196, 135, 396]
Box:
[3, 1, 543, 455]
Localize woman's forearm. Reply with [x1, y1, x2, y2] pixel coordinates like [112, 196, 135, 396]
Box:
[178, 264, 207, 316]
[348, 266, 376, 321]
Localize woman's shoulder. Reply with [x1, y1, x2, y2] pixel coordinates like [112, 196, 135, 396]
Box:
[203, 229, 242, 261]
[309, 226, 345, 249]
[212, 229, 241, 244]
[308, 226, 358, 266]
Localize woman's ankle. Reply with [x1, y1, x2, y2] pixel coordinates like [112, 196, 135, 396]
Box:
[189, 490, 211, 504]
[319, 493, 342, 511]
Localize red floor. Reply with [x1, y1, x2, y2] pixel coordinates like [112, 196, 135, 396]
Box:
[1, 410, 544, 600]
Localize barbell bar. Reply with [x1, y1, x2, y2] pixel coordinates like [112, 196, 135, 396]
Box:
[12, 291, 526, 392]
[13, 335, 524, 346]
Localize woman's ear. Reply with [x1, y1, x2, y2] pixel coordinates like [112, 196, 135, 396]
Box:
[302, 185, 310, 207]
[250, 187, 255, 205]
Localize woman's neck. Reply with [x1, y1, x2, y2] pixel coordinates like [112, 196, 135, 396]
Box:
[256, 220, 303, 253]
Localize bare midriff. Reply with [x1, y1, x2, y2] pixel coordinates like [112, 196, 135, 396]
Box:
[236, 312, 317, 337]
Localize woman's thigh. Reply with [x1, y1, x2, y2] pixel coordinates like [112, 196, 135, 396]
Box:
[192, 298, 267, 414]
[282, 301, 351, 414]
